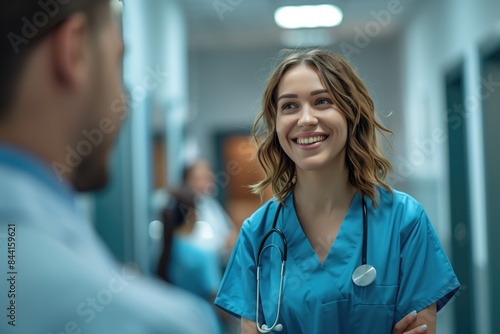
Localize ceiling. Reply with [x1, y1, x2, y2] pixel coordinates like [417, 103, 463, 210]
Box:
[181, 0, 423, 50]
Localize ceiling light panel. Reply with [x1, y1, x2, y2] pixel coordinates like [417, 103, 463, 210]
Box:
[274, 5, 343, 29]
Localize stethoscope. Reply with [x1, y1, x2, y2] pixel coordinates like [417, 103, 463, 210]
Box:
[255, 198, 376, 333]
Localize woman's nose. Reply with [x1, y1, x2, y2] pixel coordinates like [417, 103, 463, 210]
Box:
[297, 105, 318, 127]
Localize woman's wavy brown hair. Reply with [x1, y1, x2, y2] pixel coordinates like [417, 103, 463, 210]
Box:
[251, 49, 393, 208]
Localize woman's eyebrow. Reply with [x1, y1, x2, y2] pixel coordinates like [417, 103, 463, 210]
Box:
[311, 89, 328, 96]
[277, 89, 329, 102]
[276, 93, 298, 102]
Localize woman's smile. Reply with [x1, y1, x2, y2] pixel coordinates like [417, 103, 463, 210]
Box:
[292, 134, 329, 150]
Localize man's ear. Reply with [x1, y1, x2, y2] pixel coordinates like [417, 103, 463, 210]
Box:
[50, 13, 93, 90]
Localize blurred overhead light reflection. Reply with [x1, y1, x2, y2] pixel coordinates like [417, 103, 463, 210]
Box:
[280, 29, 333, 47]
[274, 5, 343, 29]
[149, 220, 164, 240]
[194, 220, 215, 240]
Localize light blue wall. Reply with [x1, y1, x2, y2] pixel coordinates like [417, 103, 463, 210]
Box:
[400, 1, 500, 333]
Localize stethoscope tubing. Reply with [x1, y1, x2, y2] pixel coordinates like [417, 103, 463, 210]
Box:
[257, 198, 367, 267]
[255, 197, 373, 332]
[361, 197, 368, 265]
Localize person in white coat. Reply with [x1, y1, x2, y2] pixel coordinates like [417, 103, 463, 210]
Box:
[184, 159, 236, 262]
[0, 1, 218, 333]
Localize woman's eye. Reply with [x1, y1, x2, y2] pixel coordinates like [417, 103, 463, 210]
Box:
[316, 98, 332, 105]
[281, 103, 295, 110]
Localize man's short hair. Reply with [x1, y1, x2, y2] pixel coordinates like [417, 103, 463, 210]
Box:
[0, 0, 109, 118]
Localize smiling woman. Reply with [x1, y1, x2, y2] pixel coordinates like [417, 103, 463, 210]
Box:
[214, 49, 460, 334]
[253, 50, 393, 206]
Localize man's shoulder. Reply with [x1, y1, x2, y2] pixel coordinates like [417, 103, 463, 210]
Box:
[9, 231, 220, 333]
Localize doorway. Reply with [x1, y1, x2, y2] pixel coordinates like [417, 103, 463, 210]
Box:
[214, 130, 272, 228]
[444, 63, 475, 334]
[481, 46, 500, 334]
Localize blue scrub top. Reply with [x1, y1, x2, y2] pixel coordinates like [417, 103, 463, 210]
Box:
[214, 187, 460, 333]
[169, 236, 221, 301]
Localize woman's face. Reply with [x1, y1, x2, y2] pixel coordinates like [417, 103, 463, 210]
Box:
[186, 161, 214, 195]
[275, 64, 348, 173]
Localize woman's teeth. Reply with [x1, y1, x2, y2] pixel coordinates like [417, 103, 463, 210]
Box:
[296, 136, 327, 145]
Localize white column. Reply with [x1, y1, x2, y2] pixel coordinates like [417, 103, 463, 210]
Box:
[122, 0, 189, 272]
[141, 0, 189, 188]
[122, 0, 154, 273]
[162, 1, 189, 187]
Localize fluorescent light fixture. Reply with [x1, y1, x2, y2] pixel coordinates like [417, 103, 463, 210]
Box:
[274, 4, 343, 29]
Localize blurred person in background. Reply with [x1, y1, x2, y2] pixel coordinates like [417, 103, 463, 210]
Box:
[184, 159, 237, 264]
[0, 1, 218, 333]
[157, 187, 224, 334]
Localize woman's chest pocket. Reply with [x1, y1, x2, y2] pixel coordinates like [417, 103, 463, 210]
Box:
[353, 285, 399, 334]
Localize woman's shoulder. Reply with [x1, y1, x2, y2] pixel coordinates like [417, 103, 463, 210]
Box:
[378, 186, 424, 211]
[376, 187, 433, 245]
[377, 186, 428, 226]
[240, 197, 282, 235]
[382, 187, 424, 209]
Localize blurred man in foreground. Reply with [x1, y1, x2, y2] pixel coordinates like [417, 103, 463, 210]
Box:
[0, 1, 218, 333]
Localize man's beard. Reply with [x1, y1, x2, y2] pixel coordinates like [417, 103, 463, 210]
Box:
[71, 142, 110, 192]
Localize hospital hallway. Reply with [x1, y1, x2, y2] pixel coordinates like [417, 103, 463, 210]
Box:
[12, 0, 499, 333]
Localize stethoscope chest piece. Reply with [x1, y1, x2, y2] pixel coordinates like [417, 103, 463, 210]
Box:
[352, 264, 376, 287]
[352, 197, 376, 287]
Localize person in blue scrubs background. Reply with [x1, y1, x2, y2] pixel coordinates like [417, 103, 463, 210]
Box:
[157, 187, 223, 326]
[214, 49, 460, 334]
